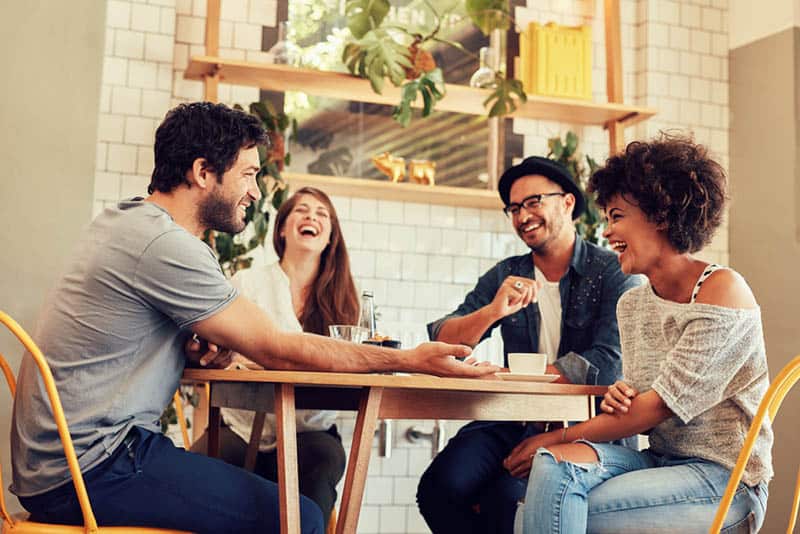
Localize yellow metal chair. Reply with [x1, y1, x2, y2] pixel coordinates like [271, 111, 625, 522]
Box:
[710, 354, 800, 533]
[0, 310, 191, 533]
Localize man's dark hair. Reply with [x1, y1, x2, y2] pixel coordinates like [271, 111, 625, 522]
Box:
[148, 102, 268, 194]
[589, 133, 727, 254]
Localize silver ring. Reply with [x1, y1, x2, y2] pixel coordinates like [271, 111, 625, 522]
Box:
[513, 281, 523, 289]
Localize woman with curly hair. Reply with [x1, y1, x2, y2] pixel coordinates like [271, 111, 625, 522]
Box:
[507, 135, 773, 533]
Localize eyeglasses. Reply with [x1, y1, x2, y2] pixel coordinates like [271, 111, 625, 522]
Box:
[503, 193, 566, 218]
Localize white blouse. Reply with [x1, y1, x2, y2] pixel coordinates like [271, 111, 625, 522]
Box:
[221, 261, 338, 452]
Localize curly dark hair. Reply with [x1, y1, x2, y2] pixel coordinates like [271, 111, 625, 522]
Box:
[588, 134, 727, 253]
[148, 102, 268, 194]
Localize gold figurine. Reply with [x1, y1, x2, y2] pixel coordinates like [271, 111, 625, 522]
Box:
[408, 160, 436, 186]
[372, 152, 406, 183]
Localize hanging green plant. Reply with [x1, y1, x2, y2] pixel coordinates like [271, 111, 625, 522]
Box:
[341, 0, 524, 126]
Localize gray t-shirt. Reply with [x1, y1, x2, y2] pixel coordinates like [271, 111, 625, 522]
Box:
[11, 200, 237, 496]
[618, 284, 773, 486]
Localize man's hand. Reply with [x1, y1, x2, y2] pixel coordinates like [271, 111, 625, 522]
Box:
[489, 276, 542, 319]
[185, 334, 234, 369]
[404, 342, 500, 377]
[600, 380, 638, 414]
[503, 433, 558, 478]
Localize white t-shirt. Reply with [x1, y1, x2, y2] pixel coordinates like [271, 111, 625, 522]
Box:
[534, 265, 562, 364]
[221, 261, 338, 452]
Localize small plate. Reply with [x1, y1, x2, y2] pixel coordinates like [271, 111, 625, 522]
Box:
[495, 373, 559, 382]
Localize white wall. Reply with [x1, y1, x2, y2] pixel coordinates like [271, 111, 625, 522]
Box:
[0, 0, 105, 514]
[729, 0, 799, 49]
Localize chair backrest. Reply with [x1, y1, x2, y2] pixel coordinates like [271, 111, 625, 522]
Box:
[710, 354, 800, 534]
[0, 311, 100, 532]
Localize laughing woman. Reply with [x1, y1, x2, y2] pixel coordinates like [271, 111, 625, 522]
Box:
[506, 135, 773, 533]
[192, 186, 358, 529]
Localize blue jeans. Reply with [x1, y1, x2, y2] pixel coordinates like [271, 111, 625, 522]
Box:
[19, 426, 324, 534]
[515, 442, 768, 534]
[417, 421, 536, 534]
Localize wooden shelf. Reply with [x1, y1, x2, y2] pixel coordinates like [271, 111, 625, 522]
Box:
[186, 56, 656, 128]
[284, 172, 504, 209]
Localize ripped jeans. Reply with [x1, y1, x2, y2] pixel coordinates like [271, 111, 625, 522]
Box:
[514, 442, 768, 534]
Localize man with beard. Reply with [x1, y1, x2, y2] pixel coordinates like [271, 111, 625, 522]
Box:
[416, 156, 640, 534]
[10, 102, 497, 534]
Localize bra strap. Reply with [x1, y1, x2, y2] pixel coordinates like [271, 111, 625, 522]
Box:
[690, 264, 723, 303]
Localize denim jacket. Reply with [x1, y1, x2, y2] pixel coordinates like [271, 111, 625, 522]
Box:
[428, 235, 641, 386]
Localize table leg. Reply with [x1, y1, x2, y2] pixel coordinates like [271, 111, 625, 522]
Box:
[337, 386, 383, 534]
[275, 383, 299, 534]
[244, 411, 267, 471]
[207, 405, 221, 457]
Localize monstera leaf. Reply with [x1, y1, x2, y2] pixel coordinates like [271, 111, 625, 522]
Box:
[342, 30, 411, 94]
[346, 0, 390, 39]
[392, 68, 445, 127]
[484, 76, 527, 117]
[466, 0, 510, 35]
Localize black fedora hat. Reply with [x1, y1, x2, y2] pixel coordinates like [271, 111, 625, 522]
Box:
[498, 156, 585, 220]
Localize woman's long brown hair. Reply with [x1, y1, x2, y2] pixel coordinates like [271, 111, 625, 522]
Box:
[272, 187, 360, 336]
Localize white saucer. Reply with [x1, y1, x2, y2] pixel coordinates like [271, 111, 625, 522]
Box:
[495, 373, 559, 382]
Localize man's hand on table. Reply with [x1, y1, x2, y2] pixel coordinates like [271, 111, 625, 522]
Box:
[185, 334, 234, 369]
[404, 342, 500, 378]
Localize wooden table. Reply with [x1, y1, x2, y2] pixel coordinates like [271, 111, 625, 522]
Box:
[182, 369, 606, 534]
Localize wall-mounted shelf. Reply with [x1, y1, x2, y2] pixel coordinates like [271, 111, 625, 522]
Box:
[284, 172, 503, 210]
[186, 57, 656, 128]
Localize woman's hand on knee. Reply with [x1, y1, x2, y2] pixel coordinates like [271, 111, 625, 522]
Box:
[601, 381, 638, 414]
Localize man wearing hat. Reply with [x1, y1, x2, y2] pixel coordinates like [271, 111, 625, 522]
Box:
[416, 156, 640, 534]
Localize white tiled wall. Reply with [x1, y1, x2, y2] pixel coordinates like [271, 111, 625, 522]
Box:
[94, 0, 731, 531]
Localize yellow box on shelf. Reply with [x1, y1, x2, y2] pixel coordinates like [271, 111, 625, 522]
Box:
[519, 22, 592, 101]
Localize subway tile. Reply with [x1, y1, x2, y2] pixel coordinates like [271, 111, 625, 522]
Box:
[377, 200, 405, 224]
[453, 257, 479, 285]
[160, 7, 176, 34]
[388, 225, 416, 252]
[172, 42, 189, 70]
[479, 208, 508, 232]
[386, 280, 415, 309]
[220, 0, 248, 22]
[137, 146, 154, 176]
[328, 195, 350, 219]
[439, 228, 467, 255]
[350, 249, 376, 278]
[99, 85, 111, 112]
[406, 507, 429, 534]
[107, 0, 131, 29]
[690, 77, 711, 102]
[124, 116, 155, 145]
[378, 448, 408, 476]
[379, 507, 406, 533]
[711, 81, 728, 105]
[157, 63, 172, 91]
[111, 86, 141, 115]
[230, 85, 259, 104]
[175, 0, 192, 15]
[668, 74, 689, 99]
[375, 252, 402, 280]
[701, 7, 722, 32]
[403, 202, 430, 226]
[679, 51, 701, 76]
[364, 477, 393, 505]
[455, 206, 481, 230]
[191, 0, 207, 17]
[362, 223, 391, 251]
[96, 142, 108, 172]
[351, 198, 378, 222]
[340, 220, 363, 249]
[646, 22, 668, 48]
[107, 144, 138, 173]
[141, 89, 171, 118]
[233, 22, 262, 50]
[429, 204, 455, 228]
[701, 103, 721, 128]
[357, 506, 380, 533]
[249, 0, 276, 26]
[120, 174, 150, 198]
[680, 3, 701, 27]
[175, 15, 205, 44]
[413, 282, 440, 310]
[701, 55, 721, 80]
[114, 29, 145, 59]
[392, 477, 418, 505]
[98, 113, 125, 143]
[131, 3, 160, 32]
[427, 255, 453, 283]
[669, 26, 690, 51]
[127, 60, 158, 89]
[480, 257, 498, 275]
[711, 33, 728, 57]
[94, 172, 121, 201]
[690, 29, 711, 54]
[679, 100, 700, 125]
[103, 56, 128, 86]
[401, 253, 428, 281]
[657, 48, 679, 74]
[145, 33, 174, 62]
[492, 233, 522, 258]
[147, 0, 173, 6]
[219, 47, 246, 60]
[407, 447, 434, 477]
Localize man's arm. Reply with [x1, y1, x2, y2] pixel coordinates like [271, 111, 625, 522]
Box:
[191, 295, 499, 377]
[553, 262, 640, 385]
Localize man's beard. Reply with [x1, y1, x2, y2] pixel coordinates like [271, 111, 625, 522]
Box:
[199, 190, 245, 234]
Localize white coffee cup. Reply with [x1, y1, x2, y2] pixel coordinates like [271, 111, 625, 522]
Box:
[507, 353, 548, 375]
